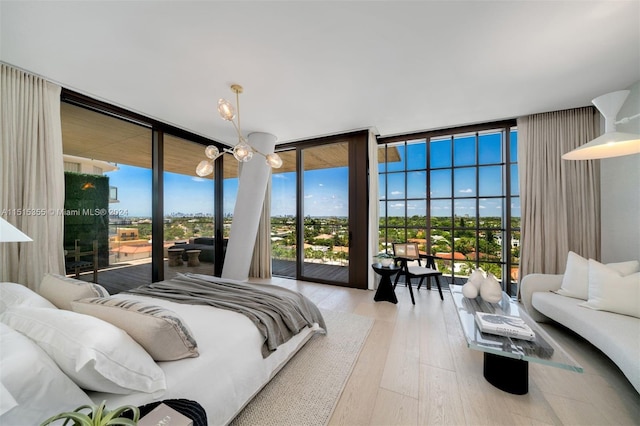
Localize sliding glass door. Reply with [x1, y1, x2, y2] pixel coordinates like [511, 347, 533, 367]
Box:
[300, 142, 350, 284]
[271, 131, 369, 289]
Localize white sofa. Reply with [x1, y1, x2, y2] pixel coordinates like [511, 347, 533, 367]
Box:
[521, 273, 640, 394]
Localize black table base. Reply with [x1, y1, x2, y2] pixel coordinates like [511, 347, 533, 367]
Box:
[372, 264, 399, 304]
[483, 352, 529, 395]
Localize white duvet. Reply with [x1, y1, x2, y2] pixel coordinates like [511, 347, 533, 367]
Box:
[88, 293, 322, 425]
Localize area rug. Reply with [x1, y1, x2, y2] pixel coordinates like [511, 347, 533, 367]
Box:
[230, 309, 374, 426]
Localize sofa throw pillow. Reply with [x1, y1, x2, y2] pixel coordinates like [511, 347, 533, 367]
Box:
[556, 252, 640, 300]
[38, 273, 109, 310]
[556, 251, 590, 300]
[0, 323, 92, 424]
[0, 282, 57, 314]
[579, 260, 640, 319]
[71, 297, 199, 361]
[0, 306, 166, 394]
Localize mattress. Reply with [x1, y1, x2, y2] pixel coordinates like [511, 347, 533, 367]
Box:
[87, 293, 322, 425]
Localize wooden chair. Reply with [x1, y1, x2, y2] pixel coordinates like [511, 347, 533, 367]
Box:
[392, 242, 443, 304]
[65, 239, 98, 283]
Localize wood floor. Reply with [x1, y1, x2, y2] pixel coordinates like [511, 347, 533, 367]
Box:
[250, 276, 640, 426]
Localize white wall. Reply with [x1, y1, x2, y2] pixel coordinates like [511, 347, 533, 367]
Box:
[600, 81, 640, 263]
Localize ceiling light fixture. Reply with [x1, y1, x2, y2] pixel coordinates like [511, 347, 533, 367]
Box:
[562, 90, 640, 160]
[196, 84, 283, 176]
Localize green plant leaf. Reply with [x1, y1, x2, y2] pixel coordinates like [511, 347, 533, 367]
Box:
[40, 411, 93, 426]
[100, 404, 139, 425]
[104, 418, 138, 426]
[40, 401, 140, 426]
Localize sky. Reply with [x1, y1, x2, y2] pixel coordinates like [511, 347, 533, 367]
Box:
[105, 132, 519, 219]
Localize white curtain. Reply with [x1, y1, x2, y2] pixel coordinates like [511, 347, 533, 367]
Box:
[368, 130, 379, 290]
[249, 175, 272, 278]
[1, 64, 65, 290]
[518, 106, 600, 283]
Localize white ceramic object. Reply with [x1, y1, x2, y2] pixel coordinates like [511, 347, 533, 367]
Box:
[379, 257, 393, 267]
[461, 282, 479, 299]
[480, 273, 502, 303]
[468, 268, 486, 289]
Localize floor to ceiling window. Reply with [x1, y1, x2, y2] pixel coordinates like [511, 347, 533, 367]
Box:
[378, 121, 520, 295]
[271, 131, 369, 289]
[60, 90, 226, 292]
[163, 135, 216, 280]
[61, 102, 153, 292]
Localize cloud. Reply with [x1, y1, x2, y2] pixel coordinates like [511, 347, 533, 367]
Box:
[191, 177, 207, 182]
[459, 188, 473, 193]
[390, 203, 405, 208]
[391, 190, 403, 195]
[304, 194, 313, 199]
[318, 183, 324, 187]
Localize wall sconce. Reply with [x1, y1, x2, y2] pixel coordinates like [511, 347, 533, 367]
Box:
[563, 90, 640, 160]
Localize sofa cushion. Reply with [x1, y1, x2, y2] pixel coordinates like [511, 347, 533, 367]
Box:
[579, 260, 640, 318]
[192, 237, 214, 246]
[556, 251, 640, 300]
[532, 291, 640, 393]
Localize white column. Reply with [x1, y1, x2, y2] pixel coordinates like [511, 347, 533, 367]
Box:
[221, 132, 276, 281]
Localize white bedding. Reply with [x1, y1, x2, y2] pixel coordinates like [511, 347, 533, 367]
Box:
[88, 293, 322, 425]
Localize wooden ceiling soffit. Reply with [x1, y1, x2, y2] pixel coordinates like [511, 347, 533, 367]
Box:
[61, 102, 401, 179]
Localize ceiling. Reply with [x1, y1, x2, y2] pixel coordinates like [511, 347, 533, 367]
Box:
[2, 1, 639, 148]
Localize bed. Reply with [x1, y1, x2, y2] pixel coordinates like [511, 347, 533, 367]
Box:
[0, 273, 326, 425]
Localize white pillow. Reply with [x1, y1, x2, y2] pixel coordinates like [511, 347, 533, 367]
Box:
[0, 282, 57, 313]
[0, 306, 166, 394]
[556, 252, 640, 300]
[38, 273, 109, 310]
[0, 323, 92, 425]
[579, 260, 640, 318]
[71, 297, 199, 361]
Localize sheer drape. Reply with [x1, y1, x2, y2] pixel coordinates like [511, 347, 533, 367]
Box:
[1, 64, 65, 289]
[368, 131, 379, 290]
[249, 176, 272, 278]
[518, 106, 600, 284]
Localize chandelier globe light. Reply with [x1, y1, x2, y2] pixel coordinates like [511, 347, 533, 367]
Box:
[562, 90, 640, 160]
[195, 84, 282, 176]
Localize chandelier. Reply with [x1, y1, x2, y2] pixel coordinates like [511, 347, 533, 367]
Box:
[196, 84, 283, 177]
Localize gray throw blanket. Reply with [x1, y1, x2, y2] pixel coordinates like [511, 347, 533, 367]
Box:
[127, 273, 326, 358]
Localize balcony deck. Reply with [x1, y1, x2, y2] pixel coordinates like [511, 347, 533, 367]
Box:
[71, 257, 465, 294]
[69, 258, 349, 293]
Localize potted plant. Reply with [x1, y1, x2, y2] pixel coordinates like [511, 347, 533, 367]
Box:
[376, 252, 394, 267]
[40, 400, 139, 426]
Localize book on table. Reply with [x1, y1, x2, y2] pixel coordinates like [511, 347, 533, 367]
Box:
[475, 312, 536, 341]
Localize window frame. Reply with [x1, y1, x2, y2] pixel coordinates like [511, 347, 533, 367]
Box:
[378, 120, 519, 295]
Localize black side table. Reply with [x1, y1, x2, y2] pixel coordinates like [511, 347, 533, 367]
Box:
[372, 263, 401, 304]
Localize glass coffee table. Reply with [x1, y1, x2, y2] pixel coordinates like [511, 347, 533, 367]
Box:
[450, 285, 583, 395]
